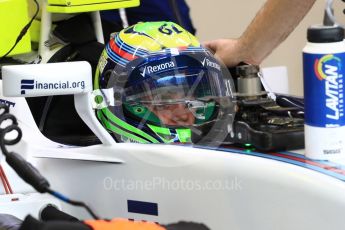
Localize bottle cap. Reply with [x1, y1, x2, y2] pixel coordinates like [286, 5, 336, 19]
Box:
[307, 25, 344, 43]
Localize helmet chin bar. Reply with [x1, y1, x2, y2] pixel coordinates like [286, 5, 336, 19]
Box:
[1, 61, 116, 145]
[191, 108, 234, 146]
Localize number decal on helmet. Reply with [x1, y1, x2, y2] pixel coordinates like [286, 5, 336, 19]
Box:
[158, 23, 183, 35]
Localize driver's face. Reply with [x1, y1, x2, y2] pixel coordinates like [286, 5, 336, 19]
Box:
[149, 103, 195, 126]
[147, 92, 196, 126]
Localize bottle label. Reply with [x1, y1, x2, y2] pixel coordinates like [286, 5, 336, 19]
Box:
[303, 52, 345, 127]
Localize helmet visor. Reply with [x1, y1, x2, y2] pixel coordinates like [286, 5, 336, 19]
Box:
[123, 67, 230, 126]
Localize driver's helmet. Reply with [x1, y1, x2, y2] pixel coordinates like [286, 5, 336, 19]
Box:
[93, 21, 235, 145]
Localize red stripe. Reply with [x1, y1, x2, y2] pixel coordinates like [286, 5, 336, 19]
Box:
[109, 39, 138, 61]
[269, 152, 345, 175]
[222, 145, 345, 176]
[178, 46, 188, 51]
[0, 166, 10, 194]
[0, 166, 13, 194]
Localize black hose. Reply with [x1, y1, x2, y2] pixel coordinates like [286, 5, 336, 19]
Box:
[0, 104, 99, 220]
[0, 0, 40, 61]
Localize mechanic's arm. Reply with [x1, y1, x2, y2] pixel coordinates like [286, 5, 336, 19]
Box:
[203, 0, 316, 66]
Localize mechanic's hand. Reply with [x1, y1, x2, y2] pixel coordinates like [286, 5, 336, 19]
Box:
[203, 38, 244, 67]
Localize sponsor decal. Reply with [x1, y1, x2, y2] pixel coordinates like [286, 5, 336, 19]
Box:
[0, 99, 15, 108]
[120, 135, 141, 143]
[202, 57, 221, 71]
[123, 26, 154, 40]
[20, 79, 86, 95]
[314, 54, 344, 121]
[98, 53, 108, 73]
[141, 61, 175, 77]
[323, 149, 341, 154]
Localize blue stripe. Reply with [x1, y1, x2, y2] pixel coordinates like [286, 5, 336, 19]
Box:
[114, 35, 203, 58]
[127, 200, 158, 216]
[281, 150, 345, 169]
[196, 146, 345, 182]
[148, 47, 206, 56]
[115, 36, 148, 56]
[116, 37, 148, 56]
[106, 45, 128, 66]
[183, 47, 204, 51]
[21, 79, 34, 84]
[51, 191, 70, 203]
[21, 85, 34, 89]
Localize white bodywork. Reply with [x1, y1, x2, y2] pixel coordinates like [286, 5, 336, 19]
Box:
[1, 62, 345, 230]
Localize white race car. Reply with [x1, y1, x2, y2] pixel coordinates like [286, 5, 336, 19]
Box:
[1, 61, 345, 230]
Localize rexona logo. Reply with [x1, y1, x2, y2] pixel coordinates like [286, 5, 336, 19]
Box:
[20, 79, 85, 95]
[141, 61, 175, 77]
[314, 54, 344, 121]
[202, 57, 221, 71]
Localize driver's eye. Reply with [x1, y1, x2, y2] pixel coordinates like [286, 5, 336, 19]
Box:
[153, 105, 170, 111]
[153, 103, 186, 111]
